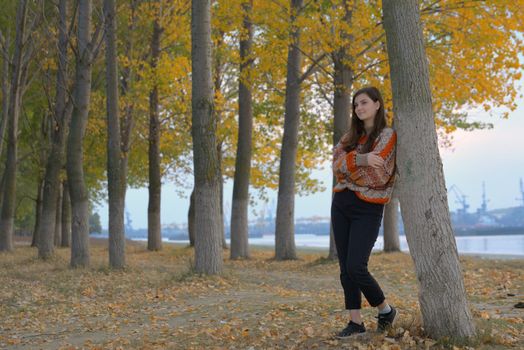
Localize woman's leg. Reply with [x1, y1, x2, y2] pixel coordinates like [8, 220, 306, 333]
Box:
[346, 209, 385, 308]
[331, 192, 363, 318]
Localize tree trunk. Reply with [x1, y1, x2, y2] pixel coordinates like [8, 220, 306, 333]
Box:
[274, 0, 303, 260]
[147, 14, 162, 252]
[104, 0, 126, 267]
[54, 183, 63, 246]
[67, 0, 94, 268]
[0, 32, 10, 161]
[61, 180, 71, 247]
[383, 195, 400, 252]
[0, 0, 28, 252]
[382, 0, 476, 339]
[119, 0, 138, 249]
[31, 179, 45, 247]
[230, 0, 253, 260]
[188, 188, 195, 246]
[217, 142, 227, 249]
[191, 0, 223, 274]
[328, 2, 354, 260]
[38, 0, 70, 259]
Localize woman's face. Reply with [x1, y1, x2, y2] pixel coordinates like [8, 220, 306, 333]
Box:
[354, 93, 380, 124]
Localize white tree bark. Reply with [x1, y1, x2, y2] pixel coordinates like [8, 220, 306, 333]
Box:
[383, 196, 400, 252]
[274, 0, 304, 260]
[104, 0, 126, 267]
[382, 0, 476, 339]
[67, 0, 94, 267]
[38, 0, 71, 259]
[0, 0, 28, 252]
[191, 0, 223, 274]
[229, 1, 254, 257]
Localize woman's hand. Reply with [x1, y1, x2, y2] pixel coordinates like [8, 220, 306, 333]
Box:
[366, 151, 384, 168]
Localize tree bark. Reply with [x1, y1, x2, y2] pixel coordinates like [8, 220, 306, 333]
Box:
[217, 142, 227, 249]
[31, 179, 45, 247]
[382, 0, 476, 339]
[104, 0, 126, 267]
[188, 188, 195, 246]
[0, 32, 10, 161]
[54, 183, 63, 246]
[328, 1, 354, 260]
[383, 195, 400, 252]
[191, 0, 223, 274]
[230, 0, 253, 260]
[274, 0, 303, 260]
[38, 0, 71, 259]
[0, 0, 28, 252]
[147, 13, 162, 251]
[67, 0, 94, 268]
[118, 0, 138, 249]
[61, 179, 71, 247]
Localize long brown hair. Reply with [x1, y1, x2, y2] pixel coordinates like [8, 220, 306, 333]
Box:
[340, 86, 387, 153]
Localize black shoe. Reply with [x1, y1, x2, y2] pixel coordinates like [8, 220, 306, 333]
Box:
[336, 321, 366, 338]
[376, 305, 397, 332]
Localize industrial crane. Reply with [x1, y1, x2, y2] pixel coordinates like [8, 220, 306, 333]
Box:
[447, 184, 469, 216]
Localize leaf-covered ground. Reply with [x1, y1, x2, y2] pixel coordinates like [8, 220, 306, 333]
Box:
[0, 238, 522, 349]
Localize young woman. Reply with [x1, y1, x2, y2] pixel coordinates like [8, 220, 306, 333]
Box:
[331, 86, 397, 337]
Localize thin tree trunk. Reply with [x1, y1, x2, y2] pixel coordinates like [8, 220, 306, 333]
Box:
[0, 32, 10, 161]
[217, 142, 227, 249]
[61, 179, 71, 247]
[230, 0, 253, 260]
[382, 0, 476, 339]
[105, 0, 126, 267]
[191, 0, 223, 274]
[54, 184, 63, 246]
[274, 0, 303, 260]
[119, 0, 138, 248]
[67, 0, 94, 268]
[31, 179, 45, 247]
[0, 0, 28, 252]
[383, 195, 400, 252]
[38, 0, 70, 259]
[212, 29, 227, 251]
[188, 188, 195, 246]
[147, 13, 162, 251]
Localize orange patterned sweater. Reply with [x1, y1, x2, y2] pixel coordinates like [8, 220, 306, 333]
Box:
[332, 127, 397, 204]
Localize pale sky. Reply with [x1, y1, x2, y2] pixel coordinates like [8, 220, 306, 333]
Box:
[97, 91, 524, 230]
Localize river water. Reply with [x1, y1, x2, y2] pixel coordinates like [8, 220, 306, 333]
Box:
[159, 234, 524, 257]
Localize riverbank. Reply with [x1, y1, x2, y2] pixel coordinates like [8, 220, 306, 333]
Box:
[1, 238, 522, 349]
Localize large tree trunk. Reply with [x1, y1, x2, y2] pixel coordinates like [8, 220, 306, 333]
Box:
[105, 0, 126, 268]
[54, 184, 63, 246]
[31, 179, 45, 247]
[147, 14, 162, 252]
[38, 0, 71, 259]
[274, 0, 303, 260]
[230, 0, 253, 260]
[0, 0, 28, 252]
[382, 0, 476, 339]
[61, 180, 71, 247]
[191, 0, 223, 274]
[383, 195, 400, 252]
[67, 0, 94, 268]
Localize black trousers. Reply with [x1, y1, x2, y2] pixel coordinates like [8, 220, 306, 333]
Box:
[331, 189, 385, 310]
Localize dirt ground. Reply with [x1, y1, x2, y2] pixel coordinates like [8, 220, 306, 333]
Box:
[0, 238, 522, 349]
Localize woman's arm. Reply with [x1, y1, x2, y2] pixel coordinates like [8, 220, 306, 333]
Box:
[347, 128, 397, 188]
[344, 129, 397, 188]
